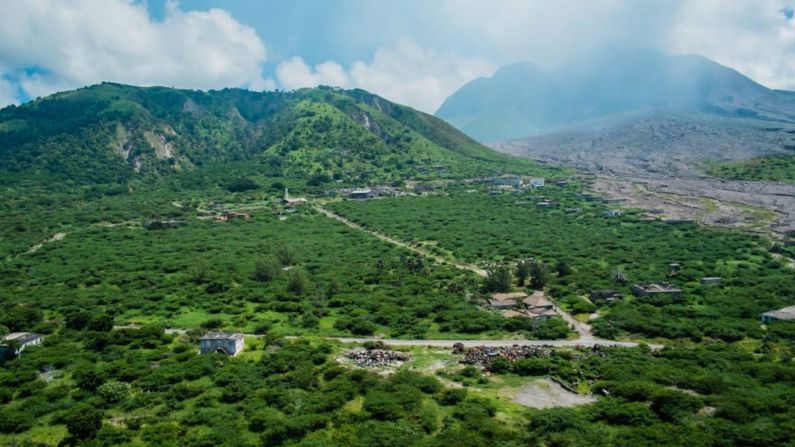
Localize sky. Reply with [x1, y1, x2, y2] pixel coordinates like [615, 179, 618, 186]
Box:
[0, 0, 793, 112]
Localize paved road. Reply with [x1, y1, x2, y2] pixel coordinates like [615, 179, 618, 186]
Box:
[114, 326, 660, 349]
[316, 336, 662, 350]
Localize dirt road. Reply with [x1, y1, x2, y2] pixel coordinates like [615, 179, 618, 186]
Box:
[313, 205, 489, 277]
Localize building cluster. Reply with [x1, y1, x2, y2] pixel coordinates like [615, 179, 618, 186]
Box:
[345, 348, 411, 367]
[324, 185, 402, 200]
[488, 291, 558, 320]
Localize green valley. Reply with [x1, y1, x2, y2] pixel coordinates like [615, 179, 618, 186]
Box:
[1, 84, 794, 447]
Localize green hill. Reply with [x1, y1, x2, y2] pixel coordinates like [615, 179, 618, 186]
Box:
[0, 83, 534, 186]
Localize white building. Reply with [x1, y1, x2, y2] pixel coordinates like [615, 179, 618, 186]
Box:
[200, 332, 245, 356]
[1, 332, 44, 356]
[529, 178, 545, 187]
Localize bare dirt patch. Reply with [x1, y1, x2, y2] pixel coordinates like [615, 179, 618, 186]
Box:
[590, 175, 791, 235]
[26, 232, 66, 254]
[507, 378, 596, 409]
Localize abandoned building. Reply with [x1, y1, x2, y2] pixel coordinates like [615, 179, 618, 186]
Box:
[488, 292, 527, 309]
[604, 210, 623, 218]
[631, 282, 683, 298]
[349, 189, 377, 200]
[215, 211, 251, 222]
[199, 332, 245, 356]
[700, 277, 722, 285]
[0, 332, 44, 357]
[761, 305, 795, 324]
[524, 293, 557, 319]
[523, 292, 554, 312]
[282, 188, 308, 206]
[493, 175, 523, 187]
[590, 289, 623, 303]
[528, 178, 545, 187]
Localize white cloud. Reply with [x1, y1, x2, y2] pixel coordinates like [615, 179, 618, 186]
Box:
[276, 37, 494, 113]
[0, 0, 273, 105]
[0, 76, 19, 107]
[427, 0, 795, 90]
[669, 1, 795, 90]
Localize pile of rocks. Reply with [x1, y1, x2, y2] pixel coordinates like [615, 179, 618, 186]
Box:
[461, 345, 556, 366]
[345, 349, 411, 368]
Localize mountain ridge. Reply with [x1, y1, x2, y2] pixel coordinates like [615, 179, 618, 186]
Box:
[0, 83, 527, 186]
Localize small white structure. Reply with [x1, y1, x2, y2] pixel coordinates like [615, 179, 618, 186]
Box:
[761, 305, 795, 324]
[604, 210, 623, 218]
[1, 332, 44, 356]
[529, 178, 545, 187]
[200, 332, 245, 356]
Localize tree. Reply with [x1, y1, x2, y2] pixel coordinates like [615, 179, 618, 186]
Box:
[73, 367, 106, 391]
[253, 257, 281, 282]
[287, 269, 310, 295]
[516, 260, 531, 286]
[65, 309, 90, 330]
[483, 266, 513, 293]
[64, 405, 103, 440]
[227, 177, 259, 192]
[555, 260, 573, 276]
[0, 305, 42, 332]
[611, 268, 628, 285]
[98, 381, 131, 403]
[275, 245, 296, 267]
[529, 260, 549, 290]
[0, 410, 32, 434]
[87, 313, 114, 332]
[375, 258, 386, 283]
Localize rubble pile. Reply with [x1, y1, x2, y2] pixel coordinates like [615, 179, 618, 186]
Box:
[345, 349, 411, 367]
[461, 345, 557, 366]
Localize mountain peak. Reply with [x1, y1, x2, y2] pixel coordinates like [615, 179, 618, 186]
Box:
[436, 50, 795, 142]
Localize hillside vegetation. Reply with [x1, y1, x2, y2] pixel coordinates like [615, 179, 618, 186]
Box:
[707, 155, 795, 184]
[0, 83, 538, 186]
